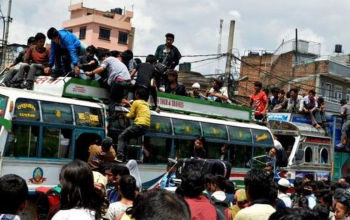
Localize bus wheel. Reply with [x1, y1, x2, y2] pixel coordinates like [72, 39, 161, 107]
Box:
[20, 199, 37, 220]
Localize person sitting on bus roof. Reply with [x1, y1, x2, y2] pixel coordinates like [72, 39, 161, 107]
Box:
[87, 137, 116, 171]
[246, 81, 268, 121]
[1, 36, 35, 87]
[165, 70, 187, 96]
[76, 45, 100, 81]
[272, 90, 288, 112]
[188, 82, 205, 99]
[204, 78, 229, 103]
[336, 99, 350, 148]
[12, 32, 50, 90]
[287, 88, 303, 113]
[85, 51, 131, 116]
[300, 90, 322, 129]
[130, 54, 160, 113]
[117, 88, 150, 162]
[46, 27, 84, 78]
[192, 136, 206, 158]
[268, 87, 280, 111]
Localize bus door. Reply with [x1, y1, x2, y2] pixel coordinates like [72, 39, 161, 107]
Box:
[73, 129, 104, 162]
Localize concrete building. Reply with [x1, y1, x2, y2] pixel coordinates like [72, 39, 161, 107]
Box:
[62, 3, 134, 52]
[238, 39, 350, 113]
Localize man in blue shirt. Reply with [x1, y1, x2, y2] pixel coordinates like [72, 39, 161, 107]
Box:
[46, 27, 83, 78]
[160, 161, 177, 189]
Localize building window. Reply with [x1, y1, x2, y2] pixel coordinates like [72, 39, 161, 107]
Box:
[347, 89, 350, 101]
[118, 32, 128, 44]
[335, 85, 343, 100]
[79, 27, 86, 39]
[99, 27, 111, 40]
[325, 83, 332, 98]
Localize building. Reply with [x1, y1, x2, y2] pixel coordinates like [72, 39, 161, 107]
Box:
[62, 3, 134, 52]
[0, 43, 27, 69]
[238, 39, 350, 113]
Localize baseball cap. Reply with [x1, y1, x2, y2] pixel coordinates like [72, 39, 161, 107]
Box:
[278, 178, 290, 188]
[235, 189, 247, 203]
[192, 82, 200, 89]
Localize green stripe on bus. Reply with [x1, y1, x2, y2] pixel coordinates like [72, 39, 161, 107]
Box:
[0, 117, 12, 131]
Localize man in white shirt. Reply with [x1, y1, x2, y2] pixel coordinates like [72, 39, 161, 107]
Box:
[277, 178, 292, 208]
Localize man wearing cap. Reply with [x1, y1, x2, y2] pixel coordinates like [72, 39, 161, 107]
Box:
[337, 99, 350, 148]
[227, 189, 249, 220]
[88, 137, 116, 171]
[276, 178, 292, 209]
[188, 82, 204, 99]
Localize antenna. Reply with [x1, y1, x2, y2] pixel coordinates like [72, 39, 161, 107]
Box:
[215, 19, 224, 76]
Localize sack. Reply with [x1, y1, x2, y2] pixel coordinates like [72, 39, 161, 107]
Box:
[154, 62, 168, 74]
[176, 158, 232, 179]
[277, 148, 288, 167]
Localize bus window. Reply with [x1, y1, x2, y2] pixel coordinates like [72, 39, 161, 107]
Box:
[177, 139, 194, 158]
[320, 148, 329, 164]
[202, 123, 228, 140]
[142, 136, 171, 163]
[252, 146, 270, 169]
[228, 126, 252, 145]
[148, 115, 172, 135]
[14, 98, 40, 121]
[206, 142, 226, 159]
[230, 145, 252, 168]
[41, 101, 73, 124]
[172, 119, 201, 137]
[252, 129, 274, 147]
[5, 125, 39, 157]
[42, 127, 72, 159]
[74, 105, 103, 127]
[305, 147, 313, 162]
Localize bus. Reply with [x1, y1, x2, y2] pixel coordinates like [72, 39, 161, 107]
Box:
[267, 113, 333, 183]
[0, 86, 107, 193]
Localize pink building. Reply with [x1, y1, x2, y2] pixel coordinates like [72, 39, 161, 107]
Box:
[62, 3, 135, 52]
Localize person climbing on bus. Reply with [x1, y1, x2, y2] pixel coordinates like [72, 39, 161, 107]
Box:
[116, 88, 150, 162]
[76, 45, 100, 80]
[192, 136, 206, 158]
[337, 99, 350, 148]
[87, 137, 116, 171]
[46, 27, 84, 78]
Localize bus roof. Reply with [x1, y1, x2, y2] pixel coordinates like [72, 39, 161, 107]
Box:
[0, 87, 104, 109]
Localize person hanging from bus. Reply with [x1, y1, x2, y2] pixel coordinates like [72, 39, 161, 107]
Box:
[336, 99, 350, 148]
[192, 136, 206, 158]
[300, 90, 322, 129]
[130, 54, 160, 113]
[1, 36, 35, 88]
[116, 88, 150, 162]
[46, 27, 84, 78]
[85, 51, 131, 117]
[12, 32, 50, 90]
[246, 81, 268, 121]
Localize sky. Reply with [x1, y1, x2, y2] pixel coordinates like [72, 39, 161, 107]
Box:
[1, 0, 350, 77]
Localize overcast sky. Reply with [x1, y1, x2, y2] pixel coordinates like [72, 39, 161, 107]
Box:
[1, 0, 350, 77]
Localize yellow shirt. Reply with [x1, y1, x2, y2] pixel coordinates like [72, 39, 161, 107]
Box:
[126, 100, 150, 127]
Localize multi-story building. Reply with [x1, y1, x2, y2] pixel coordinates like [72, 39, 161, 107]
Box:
[62, 2, 135, 52]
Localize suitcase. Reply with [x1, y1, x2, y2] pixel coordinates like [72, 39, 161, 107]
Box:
[176, 158, 231, 179]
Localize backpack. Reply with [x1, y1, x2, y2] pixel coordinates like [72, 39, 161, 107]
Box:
[277, 148, 288, 167]
[211, 196, 231, 220]
[36, 186, 61, 220]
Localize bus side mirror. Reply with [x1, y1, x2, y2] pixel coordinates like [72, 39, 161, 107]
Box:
[295, 150, 304, 161]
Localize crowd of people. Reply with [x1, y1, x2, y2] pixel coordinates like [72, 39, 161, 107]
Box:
[2, 159, 350, 220]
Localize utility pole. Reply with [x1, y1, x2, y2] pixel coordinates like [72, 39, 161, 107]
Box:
[1, 0, 12, 69]
[224, 20, 235, 86]
[215, 19, 223, 76]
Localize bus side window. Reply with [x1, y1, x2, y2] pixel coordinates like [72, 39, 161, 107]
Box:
[230, 145, 252, 168]
[42, 128, 72, 159]
[320, 148, 329, 164]
[305, 147, 313, 163]
[5, 124, 39, 157]
[141, 136, 172, 163]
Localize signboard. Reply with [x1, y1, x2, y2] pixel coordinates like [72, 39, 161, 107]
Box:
[15, 99, 40, 121]
[267, 113, 291, 122]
